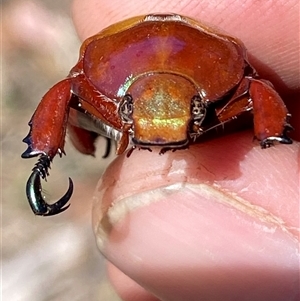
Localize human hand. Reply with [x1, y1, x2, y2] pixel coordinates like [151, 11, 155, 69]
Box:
[72, 1, 299, 300]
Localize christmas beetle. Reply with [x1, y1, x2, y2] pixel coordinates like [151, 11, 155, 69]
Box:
[22, 13, 292, 216]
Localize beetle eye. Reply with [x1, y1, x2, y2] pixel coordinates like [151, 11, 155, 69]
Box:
[189, 95, 207, 141]
[191, 95, 206, 121]
[119, 94, 133, 122]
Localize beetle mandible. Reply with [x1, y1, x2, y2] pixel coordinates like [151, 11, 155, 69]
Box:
[22, 14, 292, 216]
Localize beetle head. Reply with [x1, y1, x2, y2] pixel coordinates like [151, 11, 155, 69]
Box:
[120, 73, 205, 149]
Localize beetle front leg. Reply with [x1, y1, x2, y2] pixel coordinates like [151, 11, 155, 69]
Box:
[22, 79, 74, 216]
[249, 79, 293, 147]
[26, 155, 73, 216]
[215, 78, 292, 147]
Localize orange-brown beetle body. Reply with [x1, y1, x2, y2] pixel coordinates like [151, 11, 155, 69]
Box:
[22, 14, 292, 216]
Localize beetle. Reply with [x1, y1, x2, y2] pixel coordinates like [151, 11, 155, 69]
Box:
[21, 13, 292, 216]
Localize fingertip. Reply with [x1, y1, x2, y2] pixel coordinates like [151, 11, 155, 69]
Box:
[91, 132, 299, 300]
[107, 263, 160, 301]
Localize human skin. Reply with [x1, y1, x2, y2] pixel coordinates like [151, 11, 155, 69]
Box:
[72, 1, 299, 300]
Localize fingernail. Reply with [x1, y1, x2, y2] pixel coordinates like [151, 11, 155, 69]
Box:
[93, 182, 299, 300]
[94, 182, 297, 252]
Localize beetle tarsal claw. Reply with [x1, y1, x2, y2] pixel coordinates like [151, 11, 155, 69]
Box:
[26, 170, 73, 216]
[260, 135, 293, 149]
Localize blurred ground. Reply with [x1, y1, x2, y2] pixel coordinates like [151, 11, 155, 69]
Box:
[2, 1, 121, 300]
